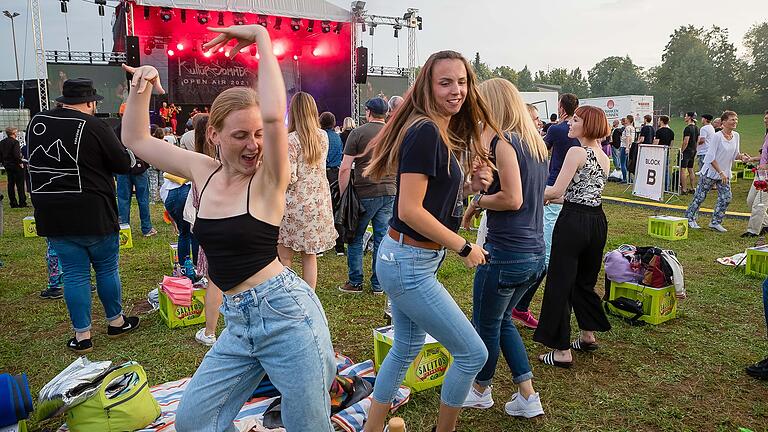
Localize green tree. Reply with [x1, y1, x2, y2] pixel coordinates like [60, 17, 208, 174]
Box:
[492, 66, 518, 85]
[517, 66, 536, 91]
[588, 56, 647, 97]
[472, 52, 493, 82]
[743, 22, 768, 107]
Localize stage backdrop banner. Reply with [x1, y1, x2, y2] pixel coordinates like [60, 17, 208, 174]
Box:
[633, 144, 667, 202]
[168, 56, 256, 105]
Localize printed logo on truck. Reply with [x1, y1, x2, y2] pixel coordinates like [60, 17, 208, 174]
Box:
[607, 100, 615, 109]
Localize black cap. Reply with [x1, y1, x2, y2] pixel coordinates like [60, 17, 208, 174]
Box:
[55, 78, 105, 104]
[365, 97, 388, 115]
[686, 111, 696, 118]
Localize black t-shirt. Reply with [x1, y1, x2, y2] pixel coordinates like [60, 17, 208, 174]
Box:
[655, 127, 674, 146]
[611, 127, 623, 148]
[390, 121, 464, 242]
[0, 137, 22, 166]
[27, 107, 133, 236]
[640, 125, 655, 144]
[683, 124, 699, 156]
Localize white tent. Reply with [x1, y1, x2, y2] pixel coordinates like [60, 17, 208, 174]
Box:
[129, 0, 351, 22]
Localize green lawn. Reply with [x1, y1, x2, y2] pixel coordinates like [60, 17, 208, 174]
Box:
[1, 191, 767, 431]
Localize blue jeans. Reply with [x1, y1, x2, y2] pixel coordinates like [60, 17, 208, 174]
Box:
[48, 233, 123, 332]
[164, 184, 198, 265]
[685, 176, 732, 225]
[176, 268, 335, 432]
[347, 195, 395, 288]
[117, 172, 153, 235]
[620, 147, 629, 182]
[372, 236, 488, 407]
[611, 146, 621, 170]
[515, 203, 562, 313]
[473, 244, 545, 385]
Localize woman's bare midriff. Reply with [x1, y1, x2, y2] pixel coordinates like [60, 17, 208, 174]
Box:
[224, 258, 285, 295]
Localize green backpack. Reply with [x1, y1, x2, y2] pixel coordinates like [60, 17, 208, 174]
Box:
[66, 362, 160, 432]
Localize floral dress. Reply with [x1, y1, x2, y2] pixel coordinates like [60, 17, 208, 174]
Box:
[278, 129, 338, 254]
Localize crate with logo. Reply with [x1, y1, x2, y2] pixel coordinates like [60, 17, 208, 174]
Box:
[605, 281, 677, 325]
[745, 246, 768, 278]
[647, 216, 687, 241]
[373, 325, 452, 393]
[744, 168, 756, 180]
[158, 287, 206, 328]
[22, 216, 37, 238]
[118, 224, 133, 249]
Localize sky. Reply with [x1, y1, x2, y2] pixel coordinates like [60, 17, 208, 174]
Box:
[0, 0, 765, 81]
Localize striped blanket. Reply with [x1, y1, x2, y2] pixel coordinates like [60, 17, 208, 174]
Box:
[58, 355, 410, 432]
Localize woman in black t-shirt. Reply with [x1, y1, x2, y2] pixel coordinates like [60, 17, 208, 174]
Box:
[362, 51, 498, 432]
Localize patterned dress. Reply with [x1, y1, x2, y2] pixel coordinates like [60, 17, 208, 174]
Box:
[278, 129, 338, 254]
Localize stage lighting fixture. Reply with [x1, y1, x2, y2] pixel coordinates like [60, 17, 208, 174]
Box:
[417, 16, 423, 30]
[274, 17, 282, 30]
[95, 0, 106, 16]
[144, 46, 152, 55]
[257, 15, 268, 27]
[334, 22, 343, 34]
[176, 43, 184, 51]
[290, 18, 301, 31]
[233, 12, 246, 26]
[143, 6, 150, 20]
[351, 1, 366, 13]
[159, 8, 173, 22]
[180, 10, 186, 23]
[203, 51, 212, 58]
[60, 0, 68, 14]
[320, 20, 331, 33]
[361, 21, 365, 32]
[369, 23, 375, 36]
[147, 38, 156, 49]
[307, 20, 315, 33]
[218, 47, 224, 53]
[196, 11, 209, 25]
[393, 23, 402, 38]
[167, 49, 175, 56]
[312, 47, 321, 57]
[293, 55, 299, 61]
[217, 12, 224, 26]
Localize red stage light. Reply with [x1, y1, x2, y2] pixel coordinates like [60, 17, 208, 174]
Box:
[167, 49, 175, 56]
[273, 43, 285, 57]
[312, 47, 321, 57]
[176, 43, 184, 51]
[293, 55, 299, 61]
[218, 47, 224, 53]
[203, 51, 212, 58]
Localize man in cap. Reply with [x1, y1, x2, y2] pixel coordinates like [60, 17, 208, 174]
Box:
[0, 126, 27, 207]
[338, 97, 395, 294]
[26, 78, 140, 353]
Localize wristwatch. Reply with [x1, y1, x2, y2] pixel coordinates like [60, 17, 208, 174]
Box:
[458, 241, 473, 257]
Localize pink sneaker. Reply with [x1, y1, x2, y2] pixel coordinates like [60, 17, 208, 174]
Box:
[511, 308, 539, 329]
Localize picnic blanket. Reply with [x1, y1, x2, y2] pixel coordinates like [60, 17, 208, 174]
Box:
[58, 355, 410, 432]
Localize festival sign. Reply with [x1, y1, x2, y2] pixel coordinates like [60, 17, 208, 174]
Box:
[168, 55, 256, 105]
[633, 144, 667, 202]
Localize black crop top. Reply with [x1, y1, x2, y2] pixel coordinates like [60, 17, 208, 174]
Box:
[193, 166, 280, 291]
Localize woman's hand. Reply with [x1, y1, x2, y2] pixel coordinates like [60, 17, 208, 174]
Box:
[461, 204, 481, 230]
[203, 25, 268, 60]
[471, 162, 493, 193]
[121, 64, 164, 95]
[460, 243, 487, 268]
[720, 171, 729, 185]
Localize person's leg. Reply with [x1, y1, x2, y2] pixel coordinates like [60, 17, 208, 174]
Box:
[13, 166, 26, 206]
[611, 147, 621, 170]
[543, 204, 561, 269]
[87, 233, 125, 327]
[571, 211, 611, 341]
[686, 167, 697, 193]
[346, 198, 376, 287]
[116, 174, 132, 225]
[686, 176, 714, 221]
[48, 237, 95, 339]
[711, 180, 732, 226]
[746, 184, 763, 235]
[620, 148, 628, 183]
[369, 196, 394, 291]
[133, 172, 154, 235]
[6, 167, 19, 207]
[300, 252, 318, 289]
[166, 184, 193, 263]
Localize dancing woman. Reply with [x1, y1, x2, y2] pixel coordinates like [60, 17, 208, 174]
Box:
[533, 106, 612, 368]
[121, 25, 335, 431]
[363, 50, 496, 432]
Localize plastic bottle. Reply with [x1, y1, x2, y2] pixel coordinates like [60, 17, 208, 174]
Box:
[387, 417, 406, 432]
[183, 258, 195, 281]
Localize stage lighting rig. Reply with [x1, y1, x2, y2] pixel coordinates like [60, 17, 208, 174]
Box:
[159, 8, 173, 22]
[369, 22, 376, 36]
[180, 10, 186, 23]
[334, 22, 343, 34]
[307, 20, 315, 33]
[257, 15, 268, 27]
[417, 16, 422, 30]
[217, 12, 224, 26]
[321, 20, 331, 33]
[290, 18, 301, 31]
[351, 1, 366, 14]
[196, 11, 209, 25]
[95, 0, 106, 16]
[233, 13, 246, 25]
[274, 17, 282, 30]
[60, 0, 68, 14]
[143, 6, 150, 20]
[393, 22, 402, 38]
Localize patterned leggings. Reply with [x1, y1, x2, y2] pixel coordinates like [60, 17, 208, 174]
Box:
[46, 240, 64, 289]
[685, 176, 732, 225]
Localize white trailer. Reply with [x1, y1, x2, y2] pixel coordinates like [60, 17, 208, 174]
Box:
[579, 95, 654, 126]
[521, 92, 559, 122]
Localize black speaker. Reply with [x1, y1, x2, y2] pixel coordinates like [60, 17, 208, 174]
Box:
[126, 36, 140, 66]
[354, 46, 368, 84]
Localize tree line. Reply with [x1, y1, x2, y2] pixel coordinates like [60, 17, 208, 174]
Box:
[470, 22, 768, 115]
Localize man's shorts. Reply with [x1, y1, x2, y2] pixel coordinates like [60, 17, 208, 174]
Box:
[680, 155, 695, 168]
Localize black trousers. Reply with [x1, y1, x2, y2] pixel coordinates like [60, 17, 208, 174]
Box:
[5, 165, 27, 207]
[533, 201, 611, 350]
[326, 167, 345, 252]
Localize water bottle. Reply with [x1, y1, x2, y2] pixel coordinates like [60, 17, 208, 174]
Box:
[183, 258, 196, 281]
[387, 417, 406, 432]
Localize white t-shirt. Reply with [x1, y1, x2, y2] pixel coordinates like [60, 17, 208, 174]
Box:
[698, 124, 715, 155]
[163, 135, 178, 146]
[179, 130, 195, 152]
[622, 125, 635, 149]
[701, 131, 740, 180]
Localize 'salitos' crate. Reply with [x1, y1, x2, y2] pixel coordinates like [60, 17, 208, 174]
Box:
[158, 288, 206, 328]
[745, 246, 768, 278]
[744, 168, 756, 180]
[734, 161, 746, 177]
[22, 216, 37, 238]
[605, 281, 677, 325]
[119, 224, 133, 249]
[374, 325, 452, 393]
[648, 216, 688, 241]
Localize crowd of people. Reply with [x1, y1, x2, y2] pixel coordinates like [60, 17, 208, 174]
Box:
[4, 23, 768, 431]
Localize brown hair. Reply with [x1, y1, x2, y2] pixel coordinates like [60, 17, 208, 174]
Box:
[4, 127, 17, 136]
[153, 127, 165, 140]
[364, 50, 498, 180]
[644, 114, 652, 123]
[194, 115, 214, 157]
[288, 92, 323, 166]
[721, 110, 737, 122]
[559, 93, 579, 116]
[574, 106, 610, 140]
[659, 115, 670, 125]
[319, 111, 336, 129]
[625, 114, 635, 126]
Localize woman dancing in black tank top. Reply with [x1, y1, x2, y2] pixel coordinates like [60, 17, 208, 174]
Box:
[121, 25, 336, 431]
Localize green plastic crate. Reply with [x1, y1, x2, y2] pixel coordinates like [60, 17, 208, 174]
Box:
[744, 168, 756, 180]
[605, 281, 677, 325]
[648, 216, 688, 241]
[374, 325, 452, 393]
[745, 246, 768, 278]
[731, 170, 738, 183]
[159, 287, 206, 328]
[734, 161, 746, 177]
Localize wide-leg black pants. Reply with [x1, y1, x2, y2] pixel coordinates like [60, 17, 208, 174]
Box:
[533, 201, 611, 350]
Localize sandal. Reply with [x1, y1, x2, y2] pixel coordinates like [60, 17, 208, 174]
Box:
[571, 339, 599, 352]
[538, 350, 572, 369]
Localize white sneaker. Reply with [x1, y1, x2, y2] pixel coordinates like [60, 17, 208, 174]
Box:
[195, 328, 216, 346]
[505, 392, 544, 418]
[462, 386, 494, 409]
[709, 222, 727, 232]
[688, 220, 701, 229]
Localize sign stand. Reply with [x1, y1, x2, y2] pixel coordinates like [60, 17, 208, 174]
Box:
[633, 144, 667, 202]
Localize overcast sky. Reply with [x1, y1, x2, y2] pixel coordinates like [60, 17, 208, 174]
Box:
[0, 0, 764, 81]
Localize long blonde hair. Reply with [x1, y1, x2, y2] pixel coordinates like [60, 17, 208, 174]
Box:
[364, 50, 498, 180]
[479, 78, 547, 162]
[288, 92, 323, 166]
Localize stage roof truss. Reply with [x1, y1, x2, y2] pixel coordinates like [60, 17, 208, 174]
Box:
[126, 0, 351, 22]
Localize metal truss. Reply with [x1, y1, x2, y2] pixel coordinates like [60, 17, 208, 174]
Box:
[31, 0, 48, 110]
[46, 50, 127, 64]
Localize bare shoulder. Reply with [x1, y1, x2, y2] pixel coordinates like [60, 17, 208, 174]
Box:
[188, 154, 223, 186]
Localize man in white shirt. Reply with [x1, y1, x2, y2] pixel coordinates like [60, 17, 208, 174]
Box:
[698, 114, 715, 172]
[178, 114, 206, 152]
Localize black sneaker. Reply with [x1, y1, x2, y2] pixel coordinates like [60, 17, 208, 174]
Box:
[67, 337, 93, 353]
[338, 282, 363, 293]
[335, 246, 346, 256]
[372, 286, 384, 295]
[40, 287, 64, 299]
[107, 315, 140, 338]
[746, 357, 768, 379]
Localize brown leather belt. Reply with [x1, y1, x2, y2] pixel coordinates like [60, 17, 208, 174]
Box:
[388, 227, 442, 250]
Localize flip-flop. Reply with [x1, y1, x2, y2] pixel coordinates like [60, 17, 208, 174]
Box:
[571, 339, 599, 352]
[538, 350, 572, 369]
